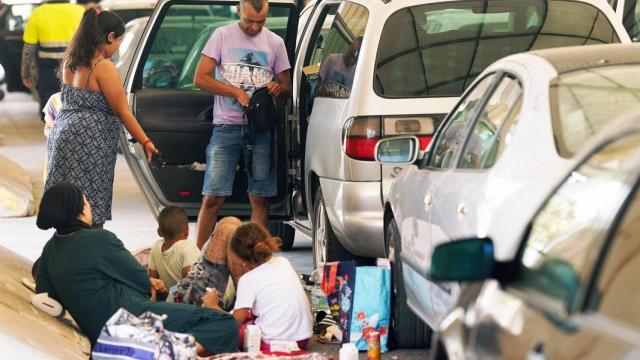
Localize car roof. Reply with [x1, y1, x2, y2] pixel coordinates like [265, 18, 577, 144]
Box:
[530, 43, 640, 74]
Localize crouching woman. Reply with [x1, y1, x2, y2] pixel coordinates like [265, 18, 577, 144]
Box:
[203, 223, 313, 351]
[34, 182, 238, 355]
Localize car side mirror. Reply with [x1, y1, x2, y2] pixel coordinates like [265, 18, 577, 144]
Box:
[430, 238, 495, 281]
[374, 136, 420, 165]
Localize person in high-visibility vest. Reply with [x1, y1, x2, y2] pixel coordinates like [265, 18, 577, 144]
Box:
[21, 0, 84, 120]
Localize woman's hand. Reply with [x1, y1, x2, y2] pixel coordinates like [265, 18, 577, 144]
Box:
[150, 278, 167, 293]
[201, 288, 220, 310]
[143, 140, 159, 163]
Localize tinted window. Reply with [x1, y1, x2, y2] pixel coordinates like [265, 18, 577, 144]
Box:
[375, 0, 620, 98]
[429, 73, 496, 169]
[459, 75, 522, 169]
[138, 4, 290, 90]
[551, 64, 640, 158]
[621, 0, 640, 41]
[314, 2, 369, 98]
[515, 133, 640, 310]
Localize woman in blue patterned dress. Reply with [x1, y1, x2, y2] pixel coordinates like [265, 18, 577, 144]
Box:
[45, 9, 158, 227]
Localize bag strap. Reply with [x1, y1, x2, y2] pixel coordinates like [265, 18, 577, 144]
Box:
[242, 98, 276, 183]
[321, 262, 339, 296]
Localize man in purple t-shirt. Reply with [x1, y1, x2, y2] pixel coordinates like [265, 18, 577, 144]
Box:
[193, 0, 291, 249]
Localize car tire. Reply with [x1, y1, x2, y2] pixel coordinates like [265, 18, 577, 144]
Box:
[387, 218, 432, 349]
[268, 222, 295, 251]
[312, 187, 355, 269]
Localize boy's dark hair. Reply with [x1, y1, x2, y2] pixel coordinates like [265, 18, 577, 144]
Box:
[229, 223, 281, 264]
[65, 8, 125, 71]
[158, 206, 188, 240]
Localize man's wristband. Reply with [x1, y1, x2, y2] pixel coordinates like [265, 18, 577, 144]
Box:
[142, 138, 153, 148]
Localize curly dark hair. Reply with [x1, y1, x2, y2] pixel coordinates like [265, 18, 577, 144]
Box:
[64, 8, 124, 71]
[229, 223, 281, 264]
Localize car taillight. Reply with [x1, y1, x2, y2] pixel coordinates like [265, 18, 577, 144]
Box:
[383, 115, 446, 150]
[342, 116, 382, 161]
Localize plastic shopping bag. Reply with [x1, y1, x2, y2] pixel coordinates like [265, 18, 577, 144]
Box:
[92, 308, 197, 360]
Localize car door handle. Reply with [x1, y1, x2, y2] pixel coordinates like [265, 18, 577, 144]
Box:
[456, 204, 467, 215]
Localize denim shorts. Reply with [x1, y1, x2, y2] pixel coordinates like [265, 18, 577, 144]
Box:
[202, 124, 276, 197]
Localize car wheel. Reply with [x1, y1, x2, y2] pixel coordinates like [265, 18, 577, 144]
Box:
[312, 187, 354, 269]
[387, 218, 432, 349]
[268, 222, 295, 251]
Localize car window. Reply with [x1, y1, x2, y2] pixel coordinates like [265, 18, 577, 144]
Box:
[5, 4, 37, 32]
[428, 73, 496, 169]
[459, 74, 522, 169]
[620, 0, 640, 41]
[136, 4, 290, 90]
[587, 135, 640, 328]
[550, 64, 640, 158]
[374, 0, 620, 98]
[312, 2, 369, 99]
[514, 132, 640, 312]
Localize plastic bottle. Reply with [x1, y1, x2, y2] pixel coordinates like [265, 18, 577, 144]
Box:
[339, 343, 358, 360]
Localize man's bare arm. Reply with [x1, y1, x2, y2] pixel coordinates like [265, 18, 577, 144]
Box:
[266, 70, 291, 98]
[194, 55, 250, 106]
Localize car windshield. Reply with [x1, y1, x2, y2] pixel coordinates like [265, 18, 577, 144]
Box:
[139, 4, 290, 90]
[550, 64, 640, 158]
[375, 0, 621, 98]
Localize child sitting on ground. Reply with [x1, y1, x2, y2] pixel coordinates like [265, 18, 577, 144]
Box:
[203, 223, 313, 351]
[148, 206, 200, 298]
[174, 216, 242, 307]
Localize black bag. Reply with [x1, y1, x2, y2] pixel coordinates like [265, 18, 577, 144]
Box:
[244, 86, 276, 135]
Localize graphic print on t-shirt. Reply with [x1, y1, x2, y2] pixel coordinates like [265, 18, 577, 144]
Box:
[217, 47, 274, 110]
[324, 70, 353, 98]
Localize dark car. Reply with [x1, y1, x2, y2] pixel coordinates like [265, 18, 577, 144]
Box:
[0, 0, 41, 94]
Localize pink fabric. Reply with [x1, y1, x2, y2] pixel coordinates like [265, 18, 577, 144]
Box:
[238, 317, 309, 356]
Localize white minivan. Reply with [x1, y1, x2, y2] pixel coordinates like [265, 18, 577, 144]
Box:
[119, 0, 628, 261]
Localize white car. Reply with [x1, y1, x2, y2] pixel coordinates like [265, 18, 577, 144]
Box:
[115, 0, 629, 261]
[432, 110, 640, 359]
[377, 43, 640, 347]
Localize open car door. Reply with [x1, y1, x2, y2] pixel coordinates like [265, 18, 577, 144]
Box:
[120, 0, 299, 225]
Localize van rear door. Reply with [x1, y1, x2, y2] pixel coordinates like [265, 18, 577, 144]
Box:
[120, 0, 298, 220]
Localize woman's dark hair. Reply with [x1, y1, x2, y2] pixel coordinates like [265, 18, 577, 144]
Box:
[229, 223, 281, 264]
[65, 8, 125, 71]
[36, 182, 85, 231]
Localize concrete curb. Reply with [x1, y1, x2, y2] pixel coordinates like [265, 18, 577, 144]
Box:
[0, 154, 35, 217]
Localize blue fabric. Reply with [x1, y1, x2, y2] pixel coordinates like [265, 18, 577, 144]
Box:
[92, 341, 155, 360]
[45, 84, 122, 224]
[202, 124, 276, 197]
[348, 267, 391, 353]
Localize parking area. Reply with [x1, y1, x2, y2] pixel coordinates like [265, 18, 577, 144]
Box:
[0, 90, 428, 359]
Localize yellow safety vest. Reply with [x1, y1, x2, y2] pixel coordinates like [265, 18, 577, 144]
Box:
[22, 2, 84, 59]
